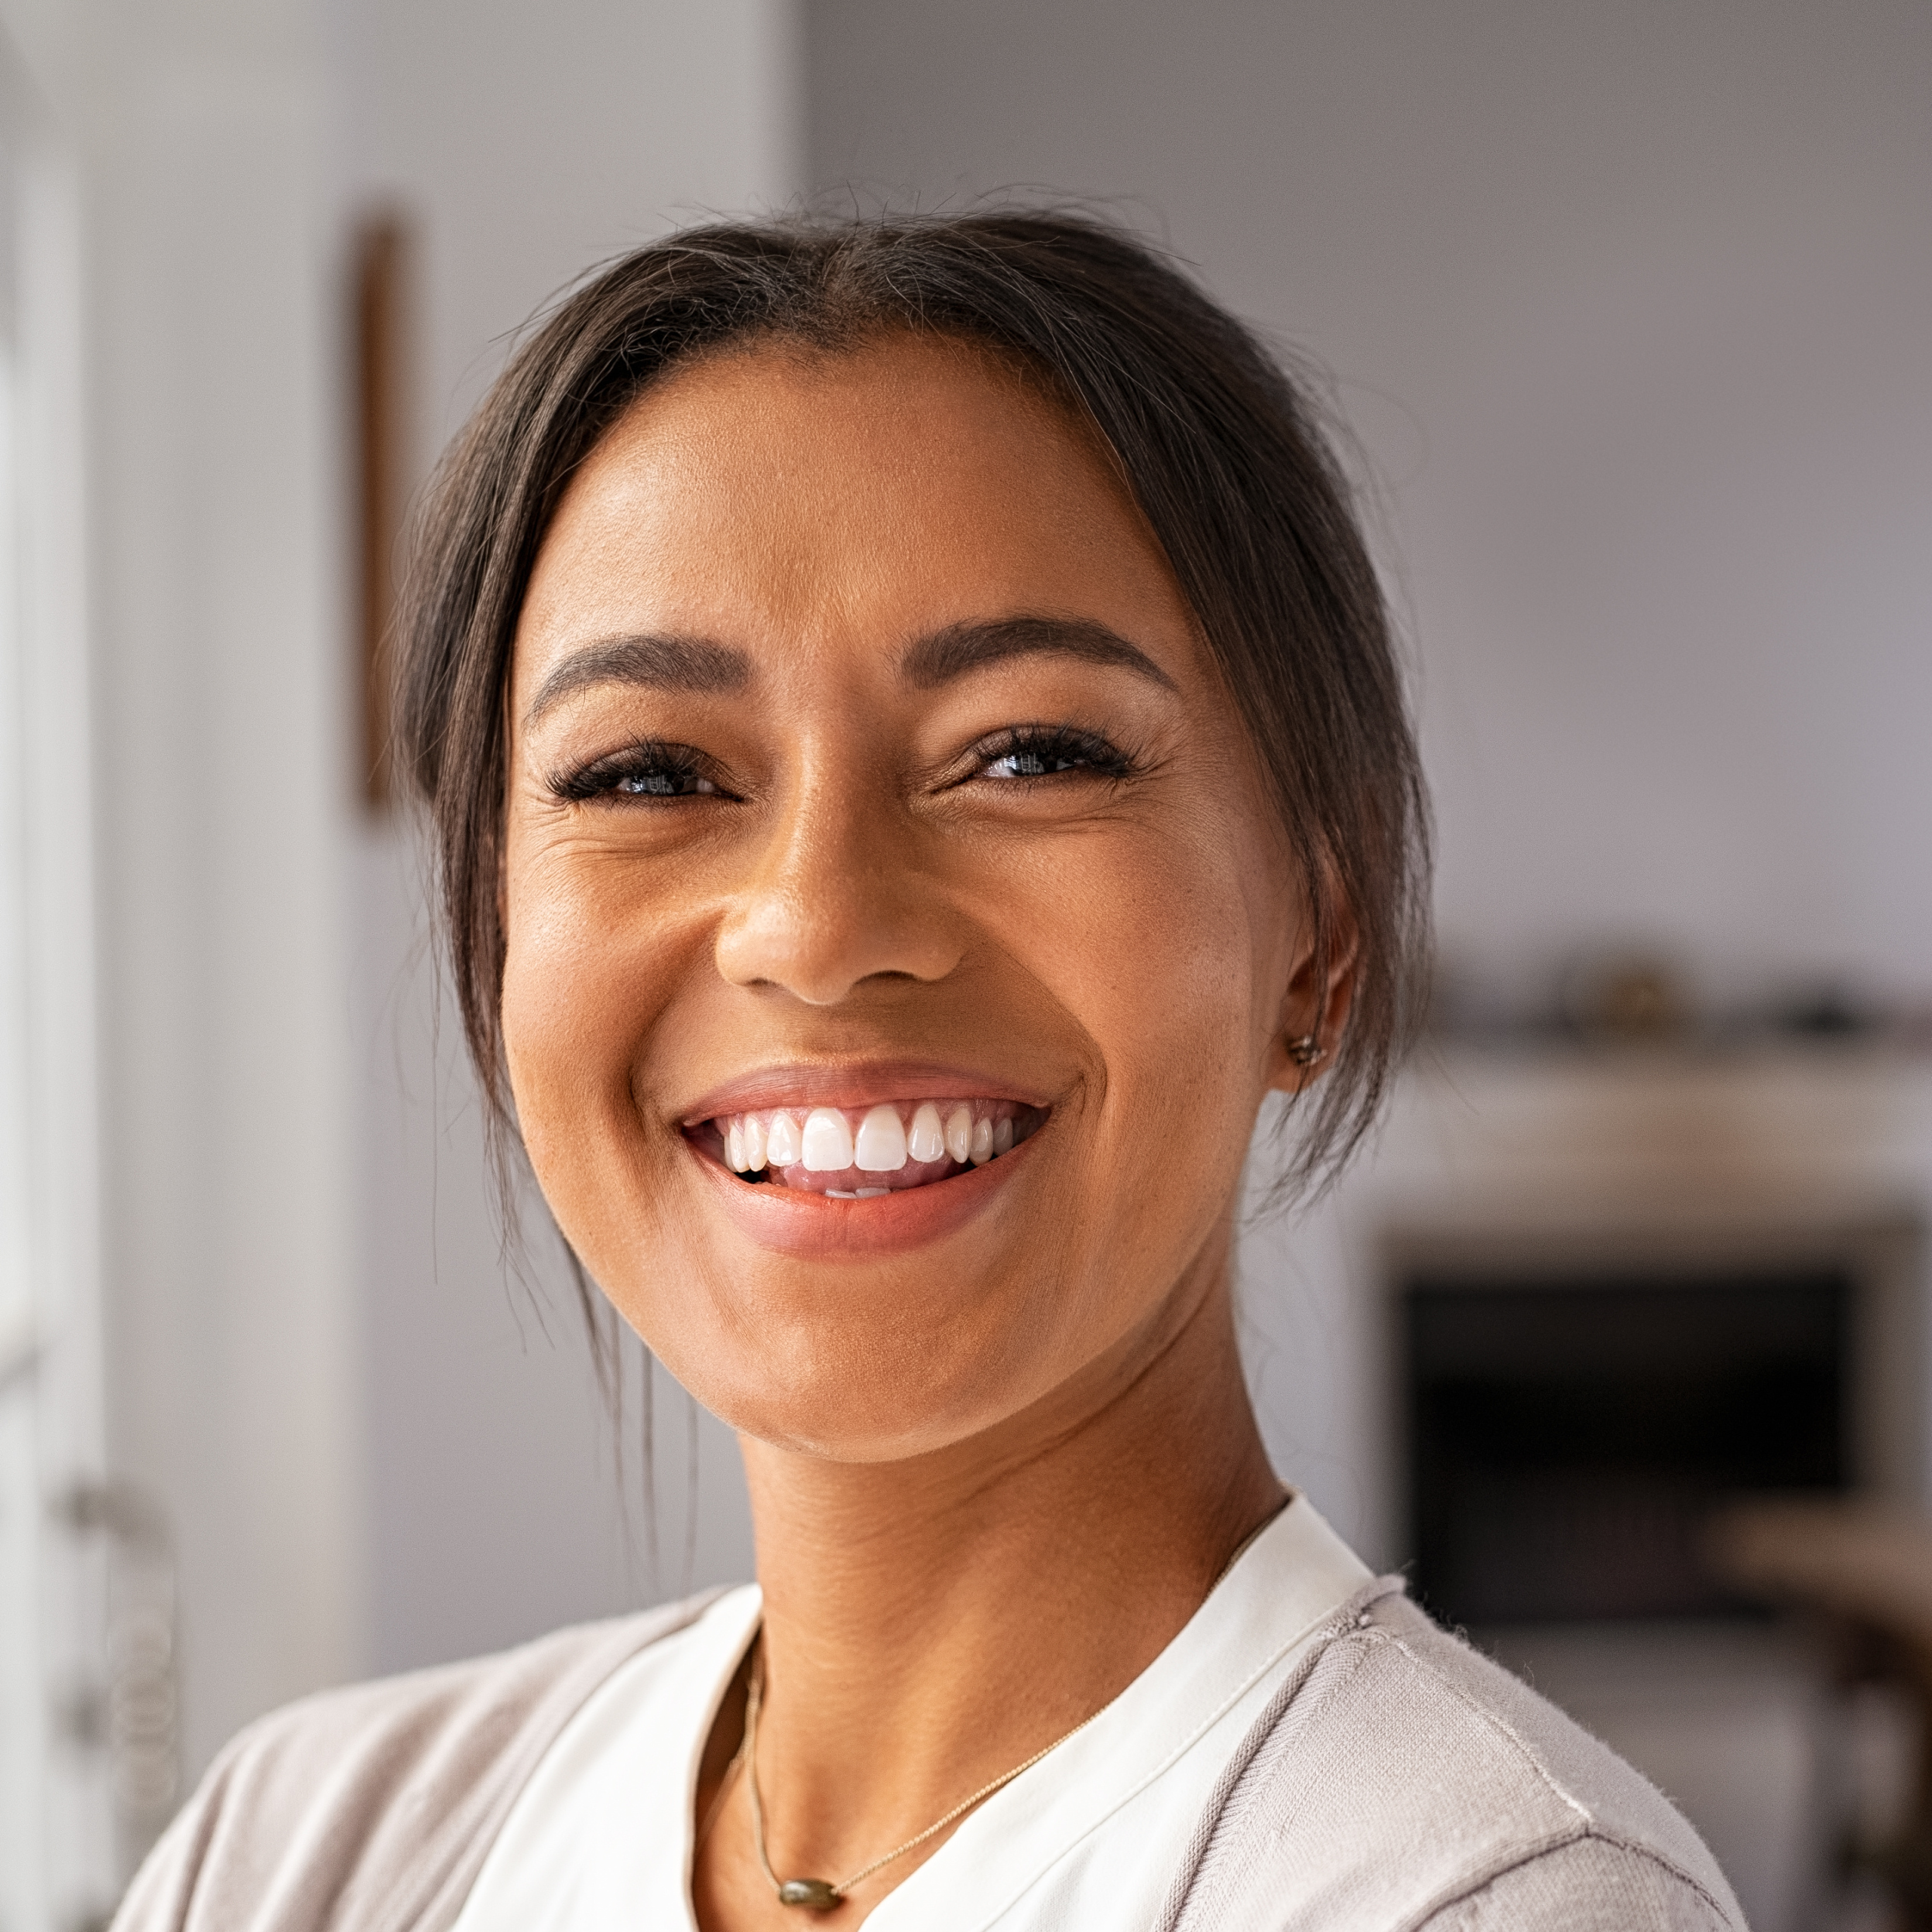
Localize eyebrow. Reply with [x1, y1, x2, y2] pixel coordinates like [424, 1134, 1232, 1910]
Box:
[900, 616, 1179, 692]
[524, 613, 1177, 725]
[523, 632, 751, 725]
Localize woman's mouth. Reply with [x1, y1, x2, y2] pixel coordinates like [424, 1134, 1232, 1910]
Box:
[694, 1098, 1045, 1197]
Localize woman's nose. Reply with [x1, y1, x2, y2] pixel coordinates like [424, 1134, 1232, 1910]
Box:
[711, 776, 963, 1006]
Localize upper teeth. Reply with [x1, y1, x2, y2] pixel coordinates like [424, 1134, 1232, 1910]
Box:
[907, 1102, 946, 1163]
[715, 1099, 1029, 1178]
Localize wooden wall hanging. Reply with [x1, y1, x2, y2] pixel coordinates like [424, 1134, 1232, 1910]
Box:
[353, 211, 413, 810]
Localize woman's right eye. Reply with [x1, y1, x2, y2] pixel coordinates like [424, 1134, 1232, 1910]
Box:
[551, 742, 727, 803]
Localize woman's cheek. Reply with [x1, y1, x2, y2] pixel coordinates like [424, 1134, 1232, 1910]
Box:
[1009, 830, 1260, 1281]
[503, 878, 662, 1216]
[1057, 825, 1258, 1073]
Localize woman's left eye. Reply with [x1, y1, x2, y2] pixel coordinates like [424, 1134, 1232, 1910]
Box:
[973, 726, 1135, 783]
[613, 769, 717, 796]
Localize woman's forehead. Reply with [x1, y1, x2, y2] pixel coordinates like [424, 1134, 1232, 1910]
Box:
[511, 333, 1197, 694]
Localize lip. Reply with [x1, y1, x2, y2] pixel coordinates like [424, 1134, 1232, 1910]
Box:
[677, 1059, 1055, 1127]
[693, 1119, 1042, 1258]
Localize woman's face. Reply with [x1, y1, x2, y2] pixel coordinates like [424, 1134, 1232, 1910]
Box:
[503, 333, 1314, 1461]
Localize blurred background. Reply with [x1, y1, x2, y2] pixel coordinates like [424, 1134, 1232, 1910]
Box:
[0, 2, 1926, 1928]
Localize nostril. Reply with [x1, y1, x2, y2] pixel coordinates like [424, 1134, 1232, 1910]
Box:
[712, 864, 967, 1006]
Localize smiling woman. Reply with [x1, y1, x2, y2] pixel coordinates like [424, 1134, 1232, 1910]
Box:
[113, 215, 1743, 1932]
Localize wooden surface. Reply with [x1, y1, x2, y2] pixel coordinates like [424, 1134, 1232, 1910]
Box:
[1708, 1495, 1932, 1656]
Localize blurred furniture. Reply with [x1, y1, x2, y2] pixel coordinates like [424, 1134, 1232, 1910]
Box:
[1711, 1496, 1932, 1927]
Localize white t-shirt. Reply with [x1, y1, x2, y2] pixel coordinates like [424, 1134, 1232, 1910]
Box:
[451, 1496, 1372, 1931]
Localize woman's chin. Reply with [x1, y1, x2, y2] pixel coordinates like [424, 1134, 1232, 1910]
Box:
[669, 1344, 1062, 1466]
[626, 1245, 1085, 1465]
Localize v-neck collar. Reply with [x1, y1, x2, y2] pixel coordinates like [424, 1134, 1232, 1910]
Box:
[858, 1496, 1369, 1930]
[644, 1497, 1367, 1931]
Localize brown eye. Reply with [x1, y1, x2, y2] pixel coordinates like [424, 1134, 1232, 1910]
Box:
[615, 768, 718, 797]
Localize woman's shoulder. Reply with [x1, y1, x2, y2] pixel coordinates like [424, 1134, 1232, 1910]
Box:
[1173, 1583, 1747, 1931]
[111, 1592, 728, 1932]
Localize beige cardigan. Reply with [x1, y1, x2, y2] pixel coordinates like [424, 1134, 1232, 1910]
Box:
[112, 1579, 1747, 1931]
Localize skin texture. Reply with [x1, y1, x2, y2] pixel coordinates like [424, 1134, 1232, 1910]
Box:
[502, 333, 1355, 1927]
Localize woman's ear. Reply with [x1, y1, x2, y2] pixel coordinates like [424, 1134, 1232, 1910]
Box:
[1265, 885, 1361, 1097]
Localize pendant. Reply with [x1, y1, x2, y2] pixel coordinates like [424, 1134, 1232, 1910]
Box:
[777, 1878, 841, 1910]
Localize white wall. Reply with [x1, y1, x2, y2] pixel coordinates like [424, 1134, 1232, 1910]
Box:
[333, 0, 800, 454]
[0, 0, 361, 1790]
[807, 0, 1932, 1012]
[0, 23, 112, 1921]
[334, 0, 794, 1677]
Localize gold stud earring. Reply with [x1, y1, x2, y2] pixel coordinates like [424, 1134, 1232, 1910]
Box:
[1286, 1033, 1323, 1068]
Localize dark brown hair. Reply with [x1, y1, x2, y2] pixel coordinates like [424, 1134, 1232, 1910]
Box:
[399, 209, 1430, 1212]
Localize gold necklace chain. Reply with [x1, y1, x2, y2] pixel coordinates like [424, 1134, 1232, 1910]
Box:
[742, 1649, 1104, 1912]
[738, 1495, 1289, 1912]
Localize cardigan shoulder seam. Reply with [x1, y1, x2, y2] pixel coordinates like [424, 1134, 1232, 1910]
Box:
[1397, 1824, 1743, 1931]
[1359, 1624, 1738, 1928]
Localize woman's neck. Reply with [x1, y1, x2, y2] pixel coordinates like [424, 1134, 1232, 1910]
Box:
[705, 1250, 1283, 1915]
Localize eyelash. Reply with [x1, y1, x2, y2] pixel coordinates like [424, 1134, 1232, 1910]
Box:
[968, 724, 1137, 785]
[550, 724, 1137, 803]
[551, 740, 725, 802]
